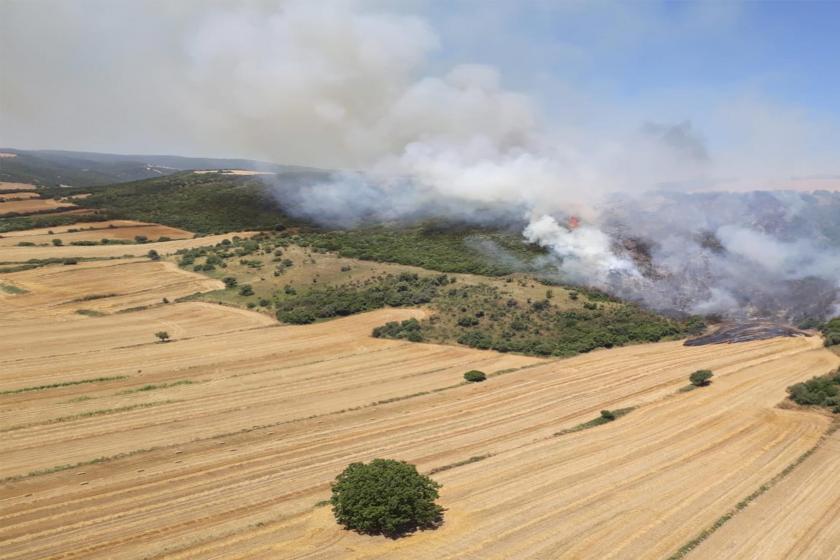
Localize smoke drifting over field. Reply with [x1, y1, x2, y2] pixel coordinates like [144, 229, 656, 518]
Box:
[4, 1, 840, 319]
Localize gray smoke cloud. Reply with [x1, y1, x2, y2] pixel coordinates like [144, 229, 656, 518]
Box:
[3, 0, 840, 320]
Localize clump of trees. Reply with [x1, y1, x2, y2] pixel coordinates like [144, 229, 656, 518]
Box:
[463, 370, 487, 383]
[276, 273, 450, 325]
[373, 282, 704, 358]
[372, 318, 423, 342]
[689, 369, 714, 387]
[821, 318, 840, 347]
[788, 372, 840, 412]
[330, 459, 443, 538]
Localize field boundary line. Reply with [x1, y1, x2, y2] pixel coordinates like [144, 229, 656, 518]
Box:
[665, 418, 839, 560]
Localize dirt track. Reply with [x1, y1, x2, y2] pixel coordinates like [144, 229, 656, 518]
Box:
[2, 228, 839, 559]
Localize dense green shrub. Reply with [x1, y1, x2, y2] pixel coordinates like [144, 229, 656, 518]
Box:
[147, 249, 160, 261]
[297, 226, 546, 276]
[223, 276, 237, 289]
[330, 459, 443, 537]
[276, 273, 450, 324]
[463, 370, 487, 383]
[600, 409, 616, 421]
[372, 318, 423, 342]
[821, 318, 840, 346]
[239, 284, 254, 296]
[75, 172, 306, 233]
[689, 369, 714, 387]
[788, 374, 840, 406]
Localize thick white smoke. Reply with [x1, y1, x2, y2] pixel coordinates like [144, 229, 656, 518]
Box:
[4, 1, 840, 319]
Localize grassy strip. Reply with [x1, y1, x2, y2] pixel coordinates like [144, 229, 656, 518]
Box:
[0, 400, 177, 433]
[0, 375, 128, 396]
[0, 282, 27, 294]
[1, 446, 159, 484]
[117, 380, 195, 395]
[428, 454, 494, 475]
[69, 292, 119, 303]
[76, 309, 106, 317]
[554, 407, 636, 437]
[666, 422, 839, 560]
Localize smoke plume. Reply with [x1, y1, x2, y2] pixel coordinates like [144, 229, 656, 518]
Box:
[4, 1, 840, 320]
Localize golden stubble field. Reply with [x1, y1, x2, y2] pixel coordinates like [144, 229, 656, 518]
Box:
[2, 220, 840, 560]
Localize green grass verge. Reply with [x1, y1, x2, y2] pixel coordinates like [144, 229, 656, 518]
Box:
[0, 375, 128, 395]
[554, 407, 636, 437]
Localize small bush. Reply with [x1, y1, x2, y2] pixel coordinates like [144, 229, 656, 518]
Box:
[330, 459, 443, 537]
[223, 276, 238, 289]
[51, 238, 63, 246]
[239, 284, 254, 296]
[147, 249, 160, 261]
[600, 409, 616, 421]
[463, 370, 487, 383]
[689, 369, 714, 387]
[155, 331, 170, 343]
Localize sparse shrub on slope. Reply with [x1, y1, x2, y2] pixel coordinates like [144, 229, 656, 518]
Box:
[331, 459, 443, 538]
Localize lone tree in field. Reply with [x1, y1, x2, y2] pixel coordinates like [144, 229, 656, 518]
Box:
[155, 331, 171, 343]
[147, 249, 160, 261]
[463, 370, 487, 383]
[331, 459, 443, 538]
[689, 369, 714, 387]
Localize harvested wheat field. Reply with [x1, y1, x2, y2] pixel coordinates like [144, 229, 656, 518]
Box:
[0, 222, 192, 246]
[0, 198, 76, 216]
[0, 231, 255, 261]
[0, 181, 37, 191]
[689, 428, 840, 559]
[2, 272, 837, 560]
[0, 219, 163, 237]
[2, 222, 839, 560]
[0, 191, 40, 201]
[0, 259, 223, 316]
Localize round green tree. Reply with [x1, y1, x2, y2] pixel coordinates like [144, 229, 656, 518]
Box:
[689, 369, 714, 387]
[330, 459, 443, 537]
